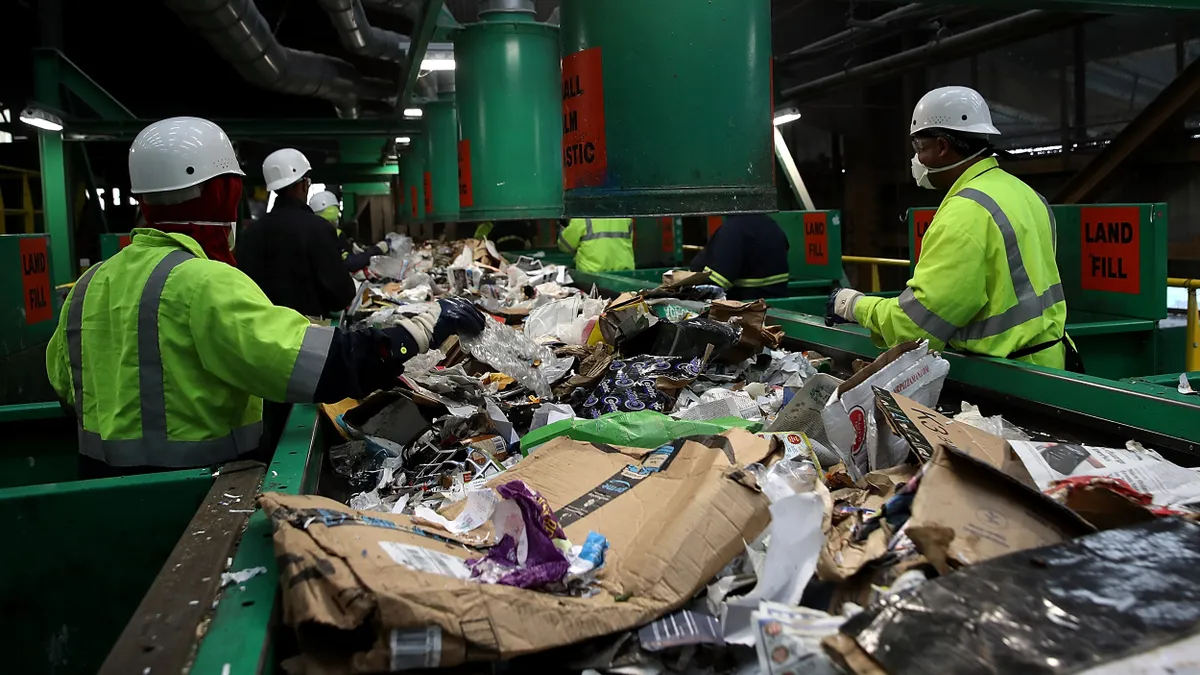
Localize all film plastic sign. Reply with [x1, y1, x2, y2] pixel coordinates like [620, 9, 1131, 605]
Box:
[1081, 205, 1140, 294]
[458, 139, 473, 208]
[562, 47, 607, 189]
[20, 237, 51, 324]
[803, 212, 829, 266]
[410, 186, 418, 219]
[912, 209, 936, 262]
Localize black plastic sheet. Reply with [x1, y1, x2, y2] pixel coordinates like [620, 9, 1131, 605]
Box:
[839, 518, 1200, 674]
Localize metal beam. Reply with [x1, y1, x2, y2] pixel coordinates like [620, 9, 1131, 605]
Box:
[34, 49, 74, 286]
[399, 0, 446, 108]
[779, 11, 1098, 101]
[61, 118, 423, 141]
[34, 49, 134, 120]
[1055, 52, 1200, 203]
[934, 0, 1198, 10]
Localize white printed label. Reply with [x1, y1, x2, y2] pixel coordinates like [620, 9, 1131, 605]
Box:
[378, 541, 471, 579]
[390, 626, 442, 671]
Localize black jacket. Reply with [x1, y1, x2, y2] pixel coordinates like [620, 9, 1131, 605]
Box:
[689, 214, 790, 301]
[336, 229, 384, 273]
[238, 195, 356, 317]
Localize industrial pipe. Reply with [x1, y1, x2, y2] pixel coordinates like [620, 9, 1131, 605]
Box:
[315, 0, 447, 99]
[164, 0, 395, 117]
[780, 11, 1094, 101]
[775, 3, 946, 66]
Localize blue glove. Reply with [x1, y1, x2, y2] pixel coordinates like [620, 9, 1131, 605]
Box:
[431, 297, 487, 347]
[395, 298, 487, 353]
[825, 287, 864, 327]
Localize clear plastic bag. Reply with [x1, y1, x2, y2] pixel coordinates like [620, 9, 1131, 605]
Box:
[460, 321, 573, 398]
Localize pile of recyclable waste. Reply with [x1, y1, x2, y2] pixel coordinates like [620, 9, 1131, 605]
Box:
[260, 244, 1200, 674]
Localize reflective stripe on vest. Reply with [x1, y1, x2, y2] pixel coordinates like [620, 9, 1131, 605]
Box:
[899, 187, 1064, 344]
[735, 273, 790, 288]
[581, 218, 632, 241]
[67, 250, 261, 468]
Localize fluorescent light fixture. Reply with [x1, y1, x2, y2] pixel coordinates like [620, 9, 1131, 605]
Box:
[773, 107, 801, 127]
[1007, 144, 1063, 155]
[112, 187, 121, 205]
[403, 108, 423, 118]
[420, 58, 455, 71]
[19, 106, 64, 132]
[129, 196, 138, 206]
[96, 188, 106, 211]
[395, 136, 412, 145]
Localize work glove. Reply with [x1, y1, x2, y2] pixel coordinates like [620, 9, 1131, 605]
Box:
[375, 240, 390, 255]
[825, 287, 864, 327]
[395, 298, 487, 353]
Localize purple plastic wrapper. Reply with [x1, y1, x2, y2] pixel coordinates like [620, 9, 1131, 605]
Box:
[580, 355, 703, 419]
[468, 480, 570, 588]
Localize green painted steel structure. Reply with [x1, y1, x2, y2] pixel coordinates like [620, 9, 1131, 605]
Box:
[424, 94, 461, 222]
[0, 466, 214, 675]
[400, 138, 427, 224]
[559, 0, 775, 217]
[454, 10, 562, 221]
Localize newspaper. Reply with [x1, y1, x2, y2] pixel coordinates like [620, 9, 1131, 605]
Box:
[677, 391, 760, 421]
[1010, 441, 1200, 508]
[765, 373, 841, 442]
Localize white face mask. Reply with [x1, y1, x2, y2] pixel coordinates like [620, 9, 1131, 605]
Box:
[155, 220, 238, 248]
[227, 225, 237, 250]
[910, 147, 988, 190]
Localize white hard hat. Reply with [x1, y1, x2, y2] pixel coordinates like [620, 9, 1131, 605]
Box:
[910, 86, 1001, 136]
[309, 190, 340, 213]
[263, 148, 312, 192]
[128, 117, 245, 195]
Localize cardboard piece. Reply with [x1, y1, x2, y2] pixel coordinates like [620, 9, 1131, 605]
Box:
[707, 299, 784, 362]
[261, 429, 773, 671]
[816, 464, 918, 582]
[598, 294, 657, 347]
[873, 386, 1034, 482]
[905, 443, 1094, 575]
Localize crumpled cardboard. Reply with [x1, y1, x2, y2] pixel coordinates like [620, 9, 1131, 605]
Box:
[816, 464, 918, 582]
[260, 428, 773, 672]
[598, 293, 658, 347]
[874, 389, 1093, 574]
[707, 299, 784, 363]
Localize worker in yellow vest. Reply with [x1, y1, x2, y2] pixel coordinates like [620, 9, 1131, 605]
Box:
[558, 217, 635, 273]
[827, 86, 1079, 371]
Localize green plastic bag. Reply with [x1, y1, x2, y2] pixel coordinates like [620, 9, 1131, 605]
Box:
[519, 410, 761, 455]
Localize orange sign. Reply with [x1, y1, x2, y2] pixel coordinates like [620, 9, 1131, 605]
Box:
[803, 212, 829, 266]
[912, 209, 936, 262]
[423, 171, 433, 216]
[707, 216, 723, 238]
[660, 217, 675, 254]
[118, 235, 131, 249]
[1081, 206, 1140, 294]
[458, 139, 473, 208]
[562, 47, 607, 189]
[410, 186, 418, 219]
[20, 237, 51, 324]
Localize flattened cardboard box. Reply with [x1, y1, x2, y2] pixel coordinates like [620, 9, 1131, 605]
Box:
[874, 389, 1094, 574]
[261, 429, 773, 672]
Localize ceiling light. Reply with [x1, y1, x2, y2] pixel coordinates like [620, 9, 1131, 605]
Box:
[19, 106, 64, 132]
[403, 108, 423, 118]
[773, 107, 801, 127]
[420, 58, 455, 71]
[395, 136, 411, 145]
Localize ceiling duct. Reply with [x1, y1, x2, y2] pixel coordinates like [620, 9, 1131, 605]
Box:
[164, 0, 395, 117]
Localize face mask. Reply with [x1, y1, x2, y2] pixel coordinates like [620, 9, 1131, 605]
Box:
[910, 147, 988, 190]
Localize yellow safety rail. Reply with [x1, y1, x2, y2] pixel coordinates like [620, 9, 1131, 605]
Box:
[1169, 278, 1200, 372]
[841, 255, 910, 292]
[0, 164, 42, 234]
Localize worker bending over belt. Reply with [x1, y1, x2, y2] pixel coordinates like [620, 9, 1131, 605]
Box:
[827, 86, 1078, 371]
[689, 214, 790, 300]
[309, 190, 390, 273]
[46, 117, 486, 477]
[559, 217, 635, 274]
[238, 148, 356, 319]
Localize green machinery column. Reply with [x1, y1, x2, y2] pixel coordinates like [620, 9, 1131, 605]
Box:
[34, 54, 73, 286]
[559, 0, 775, 218]
[400, 139, 426, 225]
[424, 94, 460, 223]
[455, 4, 561, 221]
